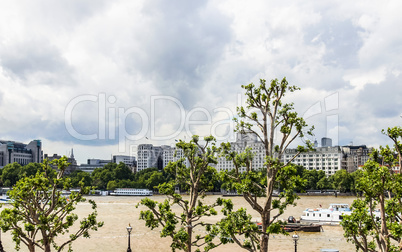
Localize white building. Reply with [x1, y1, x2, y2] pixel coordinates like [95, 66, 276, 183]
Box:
[137, 144, 164, 171]
[217, 136, 365, 176]
[79, 158, 111, 173]
[113, 155, 136, 166]
[283, 146, 342, 175]
[216, 133, 266, 172]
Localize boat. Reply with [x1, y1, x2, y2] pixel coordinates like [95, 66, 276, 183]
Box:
[110, 188, 153, 196]
[0, 194, 12, 204]
[283, 223, 322, 232]
[301, 203, 353, 224]
[257, 217, 322, 232]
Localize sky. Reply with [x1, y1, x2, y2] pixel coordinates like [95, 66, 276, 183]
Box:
[0, 0, 401, 164]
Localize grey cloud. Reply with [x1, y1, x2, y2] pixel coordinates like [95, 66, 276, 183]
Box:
[0, 39, 74, 85]
[127, 0, 233, 108]
[358, 74, 402, 119]
[305, 19, 363, 69]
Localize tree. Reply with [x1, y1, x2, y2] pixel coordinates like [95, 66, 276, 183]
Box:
[331, 169, 353, 193]
[19, 163, 43, 180]
[341, 126, 402, 252]
[219, 78, 313, 252]
[1, 162, 23, 187]
[137, 136, 227, 252]
[302, 169, 326, 190]
[316, 175, 331, 190]
[68, 170, 92, 188]
[0, 157, 104, 252]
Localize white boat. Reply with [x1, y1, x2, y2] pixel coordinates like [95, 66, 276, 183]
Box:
[301, 203, 382, 225]
[301, 203, 352, 224]
[0, 194, 12, 204]
[110, 188, 153, 196]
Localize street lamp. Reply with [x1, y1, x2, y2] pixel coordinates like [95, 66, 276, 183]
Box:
[292, 232, 299, 252]
[127, 223, 133, 252]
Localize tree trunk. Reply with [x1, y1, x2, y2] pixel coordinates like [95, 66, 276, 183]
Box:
[44, 244, 51, 252]
[379, 194, 388, 252]
[260, 232, 269, 252]
[28, 243, 35, 252]
[187, 224, 192, 252]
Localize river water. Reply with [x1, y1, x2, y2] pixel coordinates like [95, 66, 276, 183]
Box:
[0, 195, 357, 251]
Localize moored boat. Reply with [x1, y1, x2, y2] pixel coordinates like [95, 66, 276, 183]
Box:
[0, 194, 12, 204]
[300, 203, 352, 224]
[110, 188, 153, 196]
[283, 223, 322, 232]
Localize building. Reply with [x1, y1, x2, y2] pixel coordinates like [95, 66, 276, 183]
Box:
[321, 137, 332, 147]
[216, 136, 372, 176]
[79, 158, 111, 173]
[162, 146, 190, 168]
[135, 136, 371, 176]
[44, 148, 78, 175]
[0, 140, 42, 167]
[283, 146, 342, 175]
[137, 144, 164, 171]
[341, 145, 373, 173]
[216, 132, 265, 172]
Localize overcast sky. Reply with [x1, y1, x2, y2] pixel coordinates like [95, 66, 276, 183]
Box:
[0, 0, 401, 164]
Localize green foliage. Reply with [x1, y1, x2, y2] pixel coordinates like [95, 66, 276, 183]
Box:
[330, 169, 353, 193]
[341, 126, 402, 252]
[301, 169, 326, 191]
[220, 77, 314, 252]
[0, 157, 104, 252]
[68, 170, 92, 188]
[137, 136, 225, 252]
[0, 162, 22, 187]
[90, 162, 134, 190]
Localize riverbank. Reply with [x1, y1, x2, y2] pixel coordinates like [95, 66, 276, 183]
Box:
[0, 195, 357, 251]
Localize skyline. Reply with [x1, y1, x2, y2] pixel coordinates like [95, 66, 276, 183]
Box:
[0, 1, 401, 164]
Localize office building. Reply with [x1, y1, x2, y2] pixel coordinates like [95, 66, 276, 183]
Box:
[0, 140, 42, 167]
[137, 144, 164, 171]
[283, 146, 342, 175]
[79, 158, 111, 173]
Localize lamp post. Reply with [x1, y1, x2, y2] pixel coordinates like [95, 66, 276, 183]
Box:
[127, 223, 133, 252]
[292, 232, 299, 252]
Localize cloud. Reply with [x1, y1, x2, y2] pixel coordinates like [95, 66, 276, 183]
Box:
[0, 38, 74, 85]
[0, 0, 400, 163]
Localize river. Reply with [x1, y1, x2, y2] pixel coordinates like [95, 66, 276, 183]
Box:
[0, 195, 357, 251]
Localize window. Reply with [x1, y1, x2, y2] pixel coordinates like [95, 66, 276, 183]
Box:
[327, 214, 330, 217]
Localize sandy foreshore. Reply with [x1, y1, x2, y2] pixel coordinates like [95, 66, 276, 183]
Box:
[0, 195, 356, 251]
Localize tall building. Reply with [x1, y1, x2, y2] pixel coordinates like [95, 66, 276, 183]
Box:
[137, 144, 164, 171]
[162, 146, 190, 168]
[0, 140, 42, 167]
[321, 137, 332, 147]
